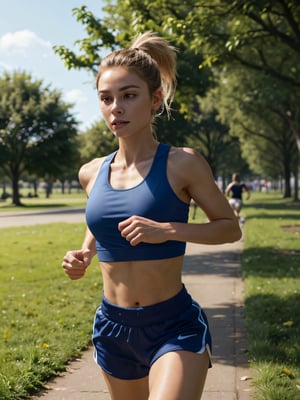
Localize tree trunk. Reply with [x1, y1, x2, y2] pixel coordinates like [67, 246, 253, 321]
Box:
[289, 116, 300, 156]
[12, 174, 22, 206]
[282, 153, 292, 198]
[45, 181, 53, 198]
[68, 180, 72, 194]
[293, 156, 299, 202]
[293, 172, 299, 201]
[33, 180, 38, 197]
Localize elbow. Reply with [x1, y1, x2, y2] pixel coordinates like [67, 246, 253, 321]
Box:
[230, 230, 242, 243]
[228, 219, 242, 242]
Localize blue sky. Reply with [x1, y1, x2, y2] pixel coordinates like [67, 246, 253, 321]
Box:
[0, 1, 104, 131]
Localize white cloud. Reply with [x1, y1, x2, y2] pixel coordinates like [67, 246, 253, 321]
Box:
[63, 89, 88, 104]
[0, 30, 52, 53]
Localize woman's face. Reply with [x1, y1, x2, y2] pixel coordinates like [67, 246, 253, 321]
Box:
[97, 66, 162, 139]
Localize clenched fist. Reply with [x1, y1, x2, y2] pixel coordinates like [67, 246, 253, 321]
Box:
[62, 249, 93, 280]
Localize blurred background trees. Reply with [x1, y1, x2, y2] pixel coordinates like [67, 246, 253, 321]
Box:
[1, 0, 299, 203]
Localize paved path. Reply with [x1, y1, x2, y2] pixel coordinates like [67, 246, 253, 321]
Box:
[0, 208, 86, 227]
[1, 210, 253, 399]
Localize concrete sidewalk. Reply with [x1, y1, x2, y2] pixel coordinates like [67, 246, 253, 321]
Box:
[30, 239, 253, 400]
[0, 208, 86, 227]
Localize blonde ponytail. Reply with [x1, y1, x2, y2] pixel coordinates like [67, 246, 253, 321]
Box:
[130, 32, 177, 117]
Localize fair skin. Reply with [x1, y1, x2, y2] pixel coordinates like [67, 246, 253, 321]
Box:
[62, 66, 241, 399]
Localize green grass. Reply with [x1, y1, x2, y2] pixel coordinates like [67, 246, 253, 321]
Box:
[0, 223, 101, 399]
[242, 192, 300, 400]
[0, 190, 86, 212]
[0, 191, 299, 399]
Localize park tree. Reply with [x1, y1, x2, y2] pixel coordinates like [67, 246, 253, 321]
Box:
[0, 71, 79, 205]
[145, 0, 300, 154]
[213, 67, 299, 199]
[78, 119, 118, 163]
[185, 96, 246, 179]
[53, 0, 300, 181]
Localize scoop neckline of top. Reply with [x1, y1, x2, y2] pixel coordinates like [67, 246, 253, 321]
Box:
[106, 143, 164, 191]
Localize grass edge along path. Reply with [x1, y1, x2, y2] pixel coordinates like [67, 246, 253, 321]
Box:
[242, 193, 300, 400]
[0, 223, 102, 399]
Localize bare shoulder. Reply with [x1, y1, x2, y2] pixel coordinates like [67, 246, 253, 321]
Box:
[168, 146, 212, 176]
[78, 157, 105, 194]
[166, 146, 216, 203]
[169, 146, 205, 161]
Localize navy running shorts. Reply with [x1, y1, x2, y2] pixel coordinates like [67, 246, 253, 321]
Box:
[92, 284, 212, 380]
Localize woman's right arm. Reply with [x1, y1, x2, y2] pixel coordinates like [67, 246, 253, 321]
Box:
[62, 227, 96, 280]
[61, 158, 102, 280]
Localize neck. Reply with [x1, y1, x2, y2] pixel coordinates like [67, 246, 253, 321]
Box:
[116, 139, 159, 167]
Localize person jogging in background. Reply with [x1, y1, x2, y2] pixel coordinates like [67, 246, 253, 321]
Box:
[62, 31, 242, 400]
[225, 172, 250, 221]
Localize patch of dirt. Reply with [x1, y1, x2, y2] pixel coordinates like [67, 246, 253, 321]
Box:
[281, 225, 300, 234]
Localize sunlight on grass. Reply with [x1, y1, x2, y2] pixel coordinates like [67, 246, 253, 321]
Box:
[0, 223, 102, 398]
[242, 192, 300, 400]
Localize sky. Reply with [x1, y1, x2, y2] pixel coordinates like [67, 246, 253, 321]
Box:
[0, 0, 105, 131]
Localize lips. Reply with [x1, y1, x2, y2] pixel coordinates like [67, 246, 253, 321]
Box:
[111, 119, 129, 128]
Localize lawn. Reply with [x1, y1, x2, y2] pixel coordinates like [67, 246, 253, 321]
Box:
[242, 193, 300, 400]
[0, 223, 101, 399]
[0, 191, 299, 399]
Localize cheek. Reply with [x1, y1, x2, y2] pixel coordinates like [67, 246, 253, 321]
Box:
[99, 104, 109, 119]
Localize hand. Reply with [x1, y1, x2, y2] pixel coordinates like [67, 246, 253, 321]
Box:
[62, 249, 93, 280]
[118, 215, 169, 246]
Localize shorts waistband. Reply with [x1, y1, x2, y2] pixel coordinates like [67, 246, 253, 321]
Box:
[101, 284, 192, 327]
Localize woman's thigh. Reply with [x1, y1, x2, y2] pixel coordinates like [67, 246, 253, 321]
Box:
[101, 369, 149, 400]
[148, 350, 210, 400]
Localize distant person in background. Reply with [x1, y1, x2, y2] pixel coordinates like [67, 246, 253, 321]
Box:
[225, 173, 250, 221]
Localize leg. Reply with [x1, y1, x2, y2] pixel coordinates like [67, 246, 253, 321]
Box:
[101, 370, 149, 400]
[148, 350, 210, 400]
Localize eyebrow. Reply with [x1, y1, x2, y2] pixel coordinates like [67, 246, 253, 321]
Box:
[98, 84, 140, 93]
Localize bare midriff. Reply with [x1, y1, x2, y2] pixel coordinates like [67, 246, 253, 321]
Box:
[100, 255, 184, 308]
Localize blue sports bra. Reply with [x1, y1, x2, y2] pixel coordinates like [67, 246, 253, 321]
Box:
[85, 143, 189, 262]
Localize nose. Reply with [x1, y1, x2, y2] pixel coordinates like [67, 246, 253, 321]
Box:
[111, 99, 124, 115]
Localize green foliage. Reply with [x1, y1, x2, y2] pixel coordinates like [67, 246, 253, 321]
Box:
[242, 192, 300, 399]
[0, 71, 80, 205]
[186, 95, 247, 177]
[0, 223, 101, 398]
[53, 5, 116, 73]
[78, 119, 118, 163]
[53, 0, 300, 184]
[208, 67, 299, 197]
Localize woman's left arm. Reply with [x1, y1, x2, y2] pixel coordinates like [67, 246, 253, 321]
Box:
[118, 147, 242, 246]
[166, 147, 242, 245]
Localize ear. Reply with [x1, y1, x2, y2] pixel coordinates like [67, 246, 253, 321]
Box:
[151, 87, 163, 111]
